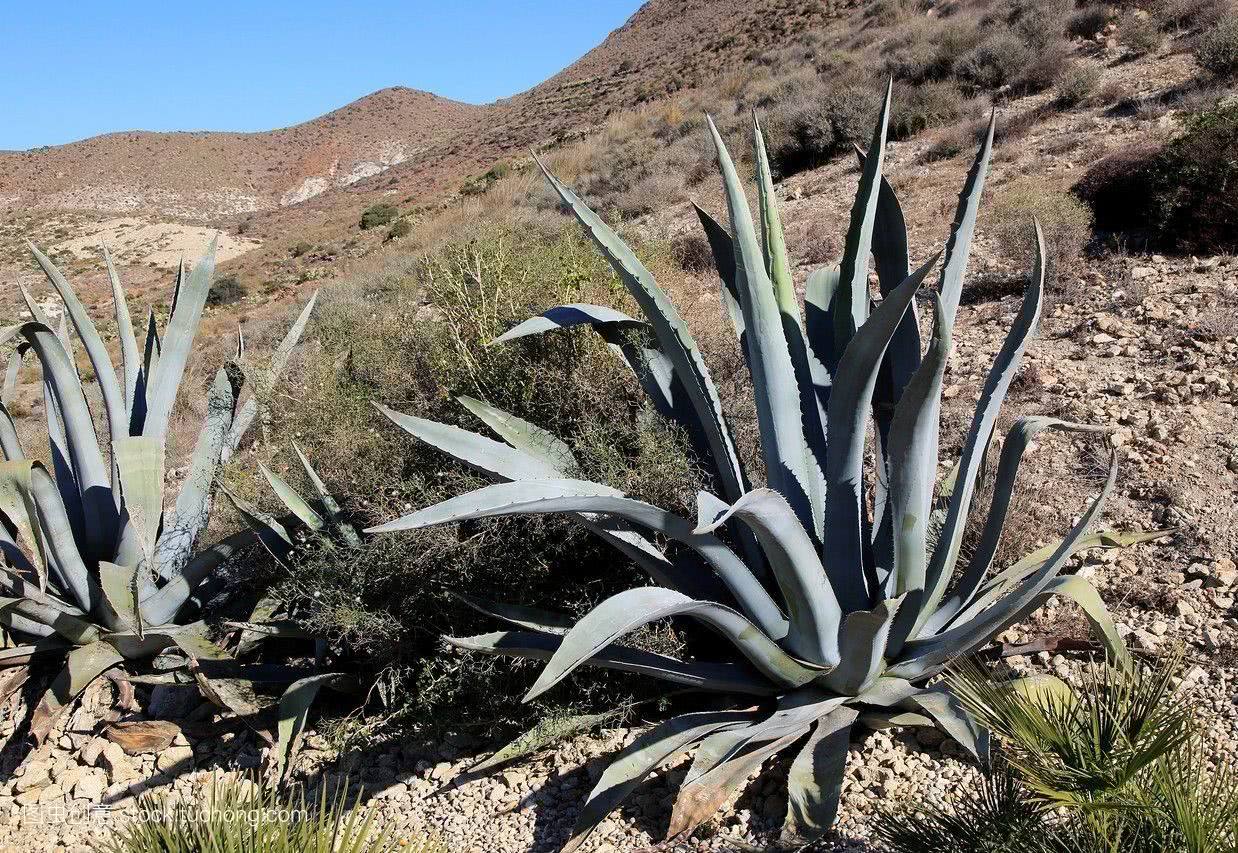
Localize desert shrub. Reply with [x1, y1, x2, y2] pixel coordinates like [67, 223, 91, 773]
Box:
[254, 224, 703, 738]
[104, 776, 425, 853]
[1067, 6, 1111, 39]
[615, 171, 685, 217]
[206, 273, 246, 306]
[1015, 36, 1074, 94]
[1157, 0, 1233, 31]
[1006, 0, 1071, 50]
[671, 231, 715, 272]
[891, 80, 970, 139]
[1075, 100, 1238, 253]
[1054, 63, 1101, 107]
[768, 82, 882, 176]
[954, 27, 1036, 92]
[385, 217, 412, 241]
[359, 203, 398, 230]
[886, 16, 983, 83]
[985, 177, 1094, 286]
[290, 241, 312, 258]
[1118, 10, 1164, 54]
[1196, 15, 1238, 77]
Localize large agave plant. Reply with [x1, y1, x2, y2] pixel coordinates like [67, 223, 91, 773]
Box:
[0, 241, 318, 743]
[367, 85, 1157, 846]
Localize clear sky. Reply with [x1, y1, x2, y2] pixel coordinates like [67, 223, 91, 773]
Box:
[0, 1, 644, 151]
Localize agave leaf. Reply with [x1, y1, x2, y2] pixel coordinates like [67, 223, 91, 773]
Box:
[1029, 575, 1131, 669]
[752, 114, 798, 324]
[858, 710, 933, 729]
[909, 685, 990, 765]
[131, 308, 160, 434]
[112, 436, 165, 573]
[97, 561, 142, 634]
[222, 488, 293, 560]
[27, 244, 128, 442]
[891, 454, 1118, 681]
[783, 706, 860, 843]
[26, 463, 95, 613]
[444, 630, 779, 696]
[30, 640, 123, 744]
[917, 223, 1046, 629]
[0, 596, 100, 645]
[924, 417, 1108, 634]
[824, 254, 939, 610]
[0, 408, 21, 464]
[290, 444, 359, 546]
[707, 114, 816, 535]
[368, 479, 787, 641]
[102, 244, 141, 412]
[167, 622, 259, 717]
[692, 204, 746, 346]
[939, 112, 997, 322]
[223, 291, 318, 461]
[492, 302, 646, 346]
[821, 593, 907, 696]
[534, 155, 748, 507]
[523, 587, 818, 702]
[0, 642, 65, 669]
[455, 593, 574, 635]
[834, 79, 893, 346]
[142, 530, 257, 625]
[458, 395, 578, 473]
[695, 488, 840, 667]
[669, 725, 810, 839]
[804, 263, 841, 408]
[144, 242, 215, 441]
[0, 461, 48, 590]
[259, 463, 324, 532]
[885, 295, 951, 602]
[561, 709, 756, 853]
[276, 673, 337, 782]
[2, 343, 25, 404]
[154, 364, 241, 579]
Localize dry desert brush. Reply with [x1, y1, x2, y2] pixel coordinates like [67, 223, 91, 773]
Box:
[0, 241, 319, 747]
[367, 85, 1153, 847]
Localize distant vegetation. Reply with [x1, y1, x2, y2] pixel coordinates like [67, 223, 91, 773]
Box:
[360, 203, 399, 229]
[207, 272, 246, 306]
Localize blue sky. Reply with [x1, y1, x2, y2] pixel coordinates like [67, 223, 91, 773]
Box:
[0, 1, 643, 151]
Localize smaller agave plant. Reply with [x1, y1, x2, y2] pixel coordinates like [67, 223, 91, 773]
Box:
[363, 84, 1166, 848]
[0, 240, 320, 746]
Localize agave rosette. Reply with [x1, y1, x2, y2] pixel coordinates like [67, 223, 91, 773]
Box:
[367, 85, 1159, 846]
[0, 241, 317, 742]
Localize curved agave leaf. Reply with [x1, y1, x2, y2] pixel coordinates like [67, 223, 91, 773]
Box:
[98, 561, 143, 635]
[458, 395, 578, 473]
[534, 156, 748, 506]
[291, 444, 359, 546]
[27, 463, 96, 613]
[276, 673, 337, 782]
[0, 461, 48, 589]
[708, 114, 816, 536]
[112, 436, 165, 574]
[27, 244, 127, 442]
[522, 587, 817, 701]
[141, 530, 256, 625]
[455, 592, 575, 635]
[259, 462, 324, 531]
[922, 416, 1108, 635]
[368, 479, 787, 640]
[692, 204, 746, 348]
[30, 640, 123, 744]
[0, 596, 100, 645]
[695, 489, 840, 667]
[444, 630, 779, 696]
[939, 112, 997, 322]
[783, 706, 860, 843]
[891, 455, 1118, 681]
[824, 254, 939, 610]
[561, 709, 756, 853]
[918, 222, 1046, 632]
[909, 685, 990, 765]
[804, 263, 841, 416]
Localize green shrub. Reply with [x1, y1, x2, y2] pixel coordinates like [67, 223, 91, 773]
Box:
[954, 28, 1035, 92]
[256, 224, 701, 740]
[207, 273, 246, 306]
[290, 241, 313, 258]
[1075, 100, 1238, 254]
[385, 217, 412, 241]
[1119, 10, 1163, 55]
[1054, 63, 1101, 107]
[359, 203, 398, 230]
[104, 776, 429, 853]
[769, 82, 882, 176]
[985, 177, 1094, 285]
[1196, 15, 1238, 77]
[891, 80, 970, 139]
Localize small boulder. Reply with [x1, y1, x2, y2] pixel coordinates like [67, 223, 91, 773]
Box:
[106, 720, 181, 755]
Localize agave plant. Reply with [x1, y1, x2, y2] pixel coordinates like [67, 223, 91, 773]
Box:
[366, 85, 1158, 846]
[0, 240, 318, 743]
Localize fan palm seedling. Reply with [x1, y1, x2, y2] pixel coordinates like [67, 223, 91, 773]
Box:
[366, 84, 1162, 847]
[0, 241, 319, 745]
